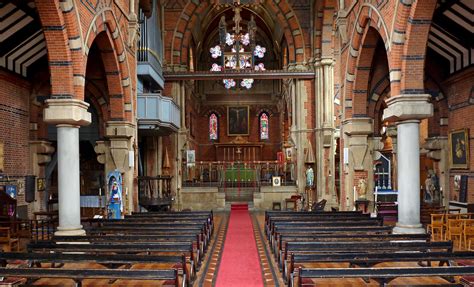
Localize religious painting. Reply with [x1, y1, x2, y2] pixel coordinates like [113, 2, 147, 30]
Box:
[37, 178, 45, 191]
[227, 106, 249, 136]
[449, 128, 469, 169]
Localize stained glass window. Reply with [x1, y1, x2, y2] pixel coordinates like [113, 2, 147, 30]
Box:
[259, 112, 269, 140]
[209, 113, 218, 140]
[209, 12, 265, 90]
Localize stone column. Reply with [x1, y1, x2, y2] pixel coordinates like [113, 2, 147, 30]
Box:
[423, 137, 449, 206]
[315, 59, 337, 207]
[105, 121, 136, 214]
[383, 94, 433, 234]
[342, 117, 373, 210]
[43, 99, 91, 236]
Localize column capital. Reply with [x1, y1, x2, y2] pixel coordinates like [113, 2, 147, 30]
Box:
[106, 121, 135, 138]
[342, 117, 373, 136]
[43, 99, 91, 126]
[383, 94, 433, 122]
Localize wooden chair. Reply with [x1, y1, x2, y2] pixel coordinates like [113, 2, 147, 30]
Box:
[464, 219, 474, 249]
[444, 213, 460, 240]
[0, 227, 19, 252]
[428, 213, 444, 241]
[446, 219, 464, 249]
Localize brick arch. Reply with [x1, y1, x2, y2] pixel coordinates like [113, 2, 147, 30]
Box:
[399, 0, 437, 95]
[58, 1, 86, 100]
[84, 9, 133, 121]
[35, 1, 75, 98]
[368, 78, 390, 135]
[342, 3, 391, 118]
[85, 81, 109, 123]
[84, 87, 107, 137]
[352, 27, 386, 116]
[170, 1, 305, 68]
[88, 31, 125, 121]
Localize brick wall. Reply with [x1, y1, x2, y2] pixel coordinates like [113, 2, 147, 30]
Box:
[0, 70, 30, 176]
[445, 69, 474, 202]
[193, 108, 281, 161]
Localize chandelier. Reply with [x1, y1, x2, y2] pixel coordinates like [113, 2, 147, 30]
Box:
[209, 1, 266, 89]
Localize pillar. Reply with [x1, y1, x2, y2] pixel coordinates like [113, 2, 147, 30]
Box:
[43, 99, 91, 236]
[383, 94, 433, 234]
[315, 59, 337, 208]
[341, 117, 373, 210]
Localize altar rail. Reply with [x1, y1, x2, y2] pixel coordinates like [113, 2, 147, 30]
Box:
[182, 161, 296, 188]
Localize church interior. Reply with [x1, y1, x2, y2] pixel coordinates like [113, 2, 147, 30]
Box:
[0, 0, 474, 285]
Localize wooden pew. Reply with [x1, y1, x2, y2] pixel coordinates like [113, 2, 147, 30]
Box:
[274, 233, 429, 259]
[53, 233, 206, 259]
[279, 240, 453, 269]
[268, 219, 383, 241]
[27, 241, 199, 267]
[0, 252, 192, 286]
[287, 251, 474, 284]
[87, 225, 209, 250]
[293, 266, 474, 287]
[270, 226, 392, 246]
[265, 214, 380, 236]
[0, 267, 181, 287]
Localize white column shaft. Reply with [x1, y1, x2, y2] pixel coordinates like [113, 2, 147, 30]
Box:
[56, 125, 84, 234]
[395, 120, 424, 233]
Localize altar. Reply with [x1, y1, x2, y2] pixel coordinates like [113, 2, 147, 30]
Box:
[214, 136, 263, 162]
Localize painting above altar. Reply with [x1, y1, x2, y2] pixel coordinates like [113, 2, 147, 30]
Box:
[228, 106, 249, 136]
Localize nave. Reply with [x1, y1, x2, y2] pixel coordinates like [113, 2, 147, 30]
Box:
[2, 207, 474, 286]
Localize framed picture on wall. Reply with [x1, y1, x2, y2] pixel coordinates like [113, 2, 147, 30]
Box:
[449, 128, 469, 169]
[227, 106, 249, 136]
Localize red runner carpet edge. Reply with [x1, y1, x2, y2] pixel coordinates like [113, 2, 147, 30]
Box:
[215, 208, 263, 287]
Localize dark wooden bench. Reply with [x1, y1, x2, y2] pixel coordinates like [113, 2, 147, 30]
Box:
[287, 251, 474, 284]
[265, 214, 381, 236]
[293, 266, 474, 287]
[274, 233, 429, 259]
[53, 233, 206, 258]
[27, 241, 199, 267]
[0, 267, 181, 287]
[270, 226, 392, 246]
[0, 251, 192, 286]
[268, 218, 383, 240]
[280, 240, 453, 269]
[100, 221, 211, 239]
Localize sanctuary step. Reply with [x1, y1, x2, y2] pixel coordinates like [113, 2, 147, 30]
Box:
[222, 187, 255, 202]
[231, 203, 249, 210]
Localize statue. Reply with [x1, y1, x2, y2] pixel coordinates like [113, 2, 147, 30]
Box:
[425, 169, 439, 203]
[305, 165, 314, 188]
[107, 170, 123, 219]
[357, 178, 368, 199]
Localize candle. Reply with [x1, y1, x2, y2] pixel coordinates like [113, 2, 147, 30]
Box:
[99, 188, 102, 196]
[353, 186, 356, 201]
[126, 188, 128, 196]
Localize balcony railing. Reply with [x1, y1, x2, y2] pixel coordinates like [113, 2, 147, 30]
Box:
[182, 161, 296, 188]
[137, 93, 181, 134]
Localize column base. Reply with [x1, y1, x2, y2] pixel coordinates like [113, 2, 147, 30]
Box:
[55, 226, 86, 236]
[392, 223, 426, 234]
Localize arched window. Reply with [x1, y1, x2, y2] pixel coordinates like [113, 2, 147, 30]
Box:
[209, 113, 218, 140]
[259, 112, 269, 140]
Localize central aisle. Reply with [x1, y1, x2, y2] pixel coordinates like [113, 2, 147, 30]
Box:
[215, 205, 264, 287]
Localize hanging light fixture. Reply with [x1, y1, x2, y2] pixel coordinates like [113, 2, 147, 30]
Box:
[209, 0, 266, 89]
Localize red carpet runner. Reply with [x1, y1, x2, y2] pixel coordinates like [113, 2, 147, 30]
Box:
[215, 204, 264, 287]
